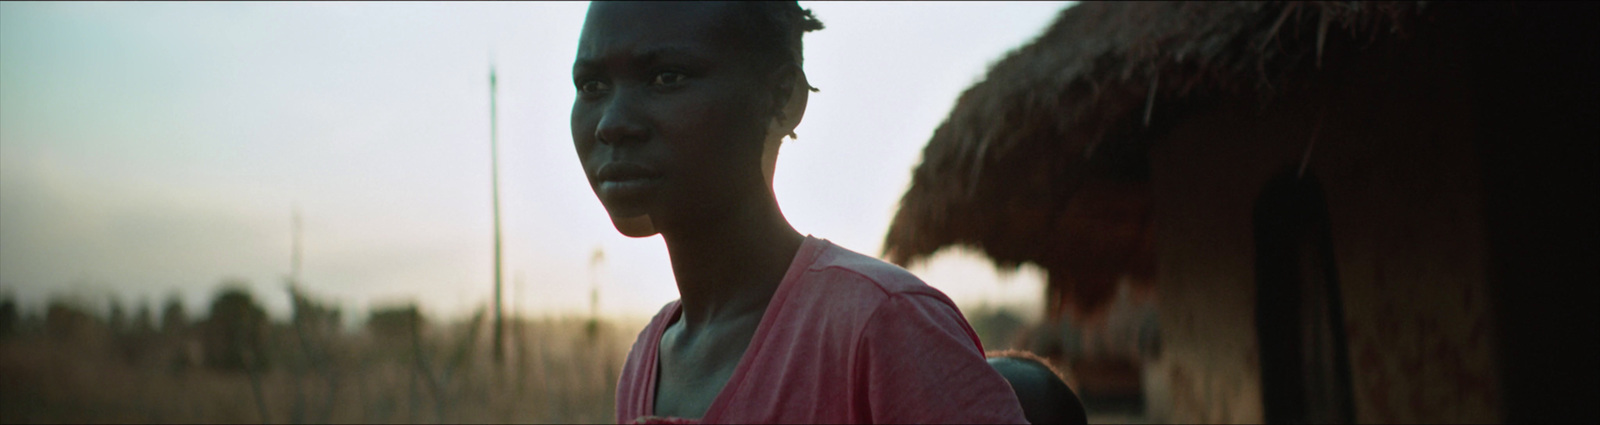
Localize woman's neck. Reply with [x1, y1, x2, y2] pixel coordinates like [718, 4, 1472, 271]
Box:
[661, 195, 804, 331]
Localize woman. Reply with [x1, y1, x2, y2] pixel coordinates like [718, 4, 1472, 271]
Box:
[569, 2, 1027, 423]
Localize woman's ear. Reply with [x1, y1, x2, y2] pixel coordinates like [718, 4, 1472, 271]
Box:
[772, 67, 809, 138]
[763, 66, 809, 188]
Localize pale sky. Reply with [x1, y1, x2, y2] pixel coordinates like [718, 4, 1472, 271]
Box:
[0, 1, 1070, 324]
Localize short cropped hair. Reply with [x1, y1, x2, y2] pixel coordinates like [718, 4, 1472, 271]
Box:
[724, 1, 824, 86]
[721, 1, 823, 139]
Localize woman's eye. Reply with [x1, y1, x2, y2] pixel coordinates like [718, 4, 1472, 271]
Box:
[652, 72, 685, 86]
[578, 80, 609, 94]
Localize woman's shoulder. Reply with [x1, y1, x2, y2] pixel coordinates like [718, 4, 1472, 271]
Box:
[769, 237, 968, 334]
[803, 237, 948, 300]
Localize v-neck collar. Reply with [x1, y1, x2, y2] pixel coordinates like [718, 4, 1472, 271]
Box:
[641, 235, 827, 422]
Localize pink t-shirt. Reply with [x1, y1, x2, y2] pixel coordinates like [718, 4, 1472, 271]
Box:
[615, 236, 1028, 424]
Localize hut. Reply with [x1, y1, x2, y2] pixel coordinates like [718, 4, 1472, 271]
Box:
[884, 1, 1598, 423]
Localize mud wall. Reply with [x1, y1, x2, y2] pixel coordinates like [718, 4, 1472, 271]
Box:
[1144, 22, 1500, 423]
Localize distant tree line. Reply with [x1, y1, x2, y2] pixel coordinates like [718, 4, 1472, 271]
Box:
[0, 279, 439, 375]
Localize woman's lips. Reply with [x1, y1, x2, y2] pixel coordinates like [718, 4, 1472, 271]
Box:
[596, 162, 662, 202]
[599, 178, 661, 197]
[597, 162, 661, 182]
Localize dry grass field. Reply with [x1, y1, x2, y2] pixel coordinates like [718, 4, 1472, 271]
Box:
[0, 292, 1074, 424]
[0, 312, 642, 424]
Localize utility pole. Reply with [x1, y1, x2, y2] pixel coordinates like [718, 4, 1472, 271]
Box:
[490, 64, 505, 366]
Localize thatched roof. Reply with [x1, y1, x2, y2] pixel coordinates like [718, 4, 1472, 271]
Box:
[884, 1, 1425, 276]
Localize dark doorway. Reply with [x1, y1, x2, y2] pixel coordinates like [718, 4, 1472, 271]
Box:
[1253, 172, 1355, 424]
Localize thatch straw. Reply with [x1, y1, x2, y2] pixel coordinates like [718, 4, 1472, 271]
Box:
[884, 1, 1423, 275]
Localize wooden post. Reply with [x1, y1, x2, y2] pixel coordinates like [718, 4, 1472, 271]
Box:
[490, 65, 505, 366]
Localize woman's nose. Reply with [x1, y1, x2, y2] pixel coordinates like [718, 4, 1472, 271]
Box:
[596, 92, 648, 146]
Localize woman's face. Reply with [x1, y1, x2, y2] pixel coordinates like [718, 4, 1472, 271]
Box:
[571, 2, 777, 237]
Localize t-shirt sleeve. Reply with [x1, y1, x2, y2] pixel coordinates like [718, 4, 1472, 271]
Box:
[617, 301, 679, 424]
[616, 323, 653, 423]
[855, 292, 1029, 424]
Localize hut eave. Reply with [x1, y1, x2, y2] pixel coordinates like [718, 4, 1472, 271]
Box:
[883, 0, 1425, 309]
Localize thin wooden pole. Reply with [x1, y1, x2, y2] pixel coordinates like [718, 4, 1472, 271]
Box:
[491, 65, 505, 366]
